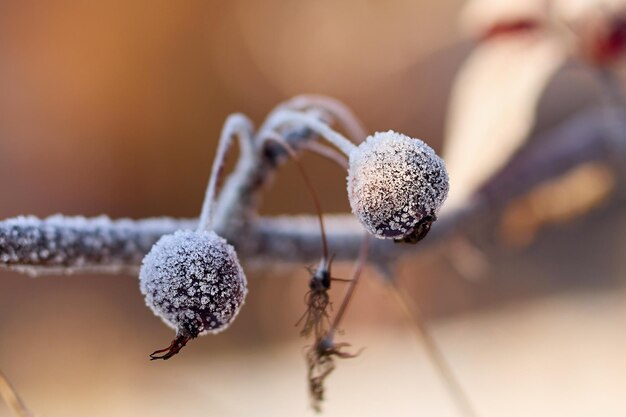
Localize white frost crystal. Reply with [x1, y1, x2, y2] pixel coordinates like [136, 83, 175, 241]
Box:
[0, 215, 194, 276]
[139, 229, 247, 337]
[347, 131, 449, 239]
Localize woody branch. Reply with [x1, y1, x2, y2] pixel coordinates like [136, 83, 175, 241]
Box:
[0, 106, 623, 276]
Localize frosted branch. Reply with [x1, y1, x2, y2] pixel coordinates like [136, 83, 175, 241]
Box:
[198, 113, 254, 231]
[0, 215, 194, 276]
[258, 110, 357, 156]
[0, 107, 624, 276]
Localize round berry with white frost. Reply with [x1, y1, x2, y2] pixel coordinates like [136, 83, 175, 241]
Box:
[140, 229, 247, 358]
[347, 130, 449, 241]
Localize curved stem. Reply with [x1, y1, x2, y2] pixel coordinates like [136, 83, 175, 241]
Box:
[262, 134, 329, 261]
[326, 235, 369, 341]
[198, 114, 255, 231]
[275, 94, 367, 142]
[259, 109, 357, 157]
[386, 280, 479, 417]
[303, 141, 349, 170]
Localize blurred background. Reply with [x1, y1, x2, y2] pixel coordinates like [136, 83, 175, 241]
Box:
[1, 1, 626, 416]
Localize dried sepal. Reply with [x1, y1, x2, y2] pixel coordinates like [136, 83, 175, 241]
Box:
[298, 288, 331, 338]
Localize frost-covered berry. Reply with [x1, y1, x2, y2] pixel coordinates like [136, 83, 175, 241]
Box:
[140, 229, 247, 359]
[347, 130, 449, 241]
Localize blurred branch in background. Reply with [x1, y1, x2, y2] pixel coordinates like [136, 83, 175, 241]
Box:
[443, 0, 626, 222]
[0, 370, 33, 417]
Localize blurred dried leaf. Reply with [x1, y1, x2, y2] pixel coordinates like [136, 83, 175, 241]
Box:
[554, 0, 626, 22]
[557, 0, 626, 65]
[461, 0, 626, 34]
[442, 33, 566, 210]
[460, 0, 548, 37]
[499, 162, 615, 247]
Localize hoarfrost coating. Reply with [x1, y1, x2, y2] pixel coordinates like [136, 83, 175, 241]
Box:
[0, 215, 192, 275]
[347, 131, 449, 239]
[139, 229, 248, 337]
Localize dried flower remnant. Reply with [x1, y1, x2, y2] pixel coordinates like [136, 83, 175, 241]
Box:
[306, 237, 368, 412]
[298, 256, 355, 338]
[306, 338, 360, 412]
[255, 132, 368, 409]
[348, 131, 449, 242]
[297, 258, 333, 338]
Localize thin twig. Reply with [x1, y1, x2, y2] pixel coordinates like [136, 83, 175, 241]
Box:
[0, 370, 34, 417]
[303, 141, 349, 169]
[261, 135, 329, 260]
[326, 235, 369, 340]
[259, 110, 357, 156]
[386, 280, 479, 417]
[198, 114, 254, 231]
[274, 94, 368, 142]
